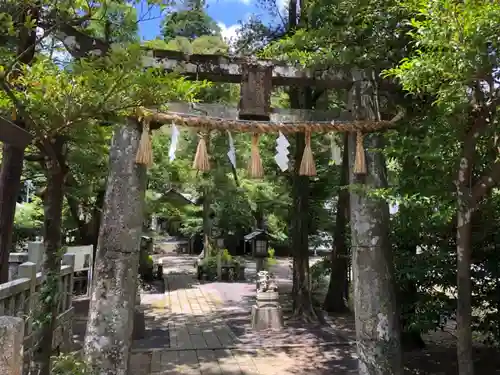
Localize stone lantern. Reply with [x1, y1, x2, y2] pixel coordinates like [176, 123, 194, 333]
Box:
[244, 230, 269, 272]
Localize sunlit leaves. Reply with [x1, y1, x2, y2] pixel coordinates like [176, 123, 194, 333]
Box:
[385, 0, 500, 105]
[0, 43, 205, 137]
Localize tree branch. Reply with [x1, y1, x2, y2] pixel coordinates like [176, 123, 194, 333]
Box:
[467, 91, 500, 208]
[52, 23, 109, 58]
[24, 154, 45, 162]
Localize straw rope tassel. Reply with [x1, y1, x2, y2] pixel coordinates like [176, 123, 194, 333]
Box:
[248, 133, 264, 178]
[135, 119, 153, 167]
[193, 134, 210, 171]
[11, 107, 16, 121]
[299, 131, 316, 176]
[354, 131, 367, 174]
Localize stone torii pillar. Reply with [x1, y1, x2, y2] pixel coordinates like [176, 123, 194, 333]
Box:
[83, 120, 147, 375]
[0, 117, 33, 283]
[0, 316, 24, 375]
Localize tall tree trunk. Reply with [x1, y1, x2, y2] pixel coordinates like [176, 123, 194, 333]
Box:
[288, 75, 319, 319]
[202, 185, 211, 257]
[324, 133, 350, 313]
[349, 77, 403, 375]
[0, 5, 39, 283]
[456, 158, 474, 375]
[84, 120, 147, 375]
[37, 137, 66, 375]
[290, 132, 318, 321]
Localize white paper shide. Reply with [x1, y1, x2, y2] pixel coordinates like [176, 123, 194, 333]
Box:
[274, 131, 290, 171]
[227, 131, 236, 168]
[330, 133, 343, 165]
[169, 123, 180, 162]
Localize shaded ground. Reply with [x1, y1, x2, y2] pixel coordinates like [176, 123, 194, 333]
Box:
[74, 250, 500, 374]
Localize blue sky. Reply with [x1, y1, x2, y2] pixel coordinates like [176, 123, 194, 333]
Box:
[135, 0, 284, 41]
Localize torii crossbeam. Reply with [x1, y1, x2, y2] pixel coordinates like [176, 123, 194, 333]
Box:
[0, 117, 33, 148]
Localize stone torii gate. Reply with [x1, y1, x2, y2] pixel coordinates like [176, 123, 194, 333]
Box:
[85, 48, 402, 375]
[0, 117, 33, 284]
[0, 117, 33, 148]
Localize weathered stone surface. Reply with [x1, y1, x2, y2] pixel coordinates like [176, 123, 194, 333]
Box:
[0, 118, 33, 148]
[142, 48, 352, 89]
[239, 64, 272, 118]
[0, 316, 24, 375]
[348, 74, 403, 375]
[83, 120, 148, 375]
[133, 307, 146, 340]
[250, 304, 284, 331]
[251, 291, 283, 331]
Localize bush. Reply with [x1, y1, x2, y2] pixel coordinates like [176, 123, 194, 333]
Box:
[264, 248, 277, 269]
[309, 257, 331, 295]
[51, 352, 93, 375]
[198, 249, 245, 281]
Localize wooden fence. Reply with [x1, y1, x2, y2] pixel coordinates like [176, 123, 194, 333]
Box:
[0, 254, 75, 374]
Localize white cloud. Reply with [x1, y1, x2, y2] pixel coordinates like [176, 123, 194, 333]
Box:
[218, 22, 241, 45]
[277, 0, 288, 11]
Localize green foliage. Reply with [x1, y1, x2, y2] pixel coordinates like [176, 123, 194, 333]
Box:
[13, 197, 43, 246]
[220, 248, 233, 263]
[309, 257, 331, 295]
[33, 246, 66, 334]
[51, 352, 93, 375]
[199, 256, 219, 280]
[84, 1, 139, 43]
[262, 0, 412, 69]
[161, 6, 220, 42]
[198, 250, 244, 281]
[386, 1, 500, 104]
[264, 247, 277, 269]
[14, 197, 43, 229]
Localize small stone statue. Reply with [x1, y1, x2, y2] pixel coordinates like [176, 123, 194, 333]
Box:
[257, 270, 278, 293]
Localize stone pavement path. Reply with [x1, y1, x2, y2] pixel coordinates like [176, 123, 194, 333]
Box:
[131, 254, 357, 375]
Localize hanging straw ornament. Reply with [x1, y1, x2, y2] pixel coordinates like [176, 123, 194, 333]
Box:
[353, 131, 367, 174]
[193, 133, 210, 171]
[247, 133, 264, 178]
[299, 131, 316, 176]
[135, 117, 153, 168]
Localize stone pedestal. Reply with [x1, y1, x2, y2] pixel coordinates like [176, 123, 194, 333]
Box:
[250, 291, 284, 331]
